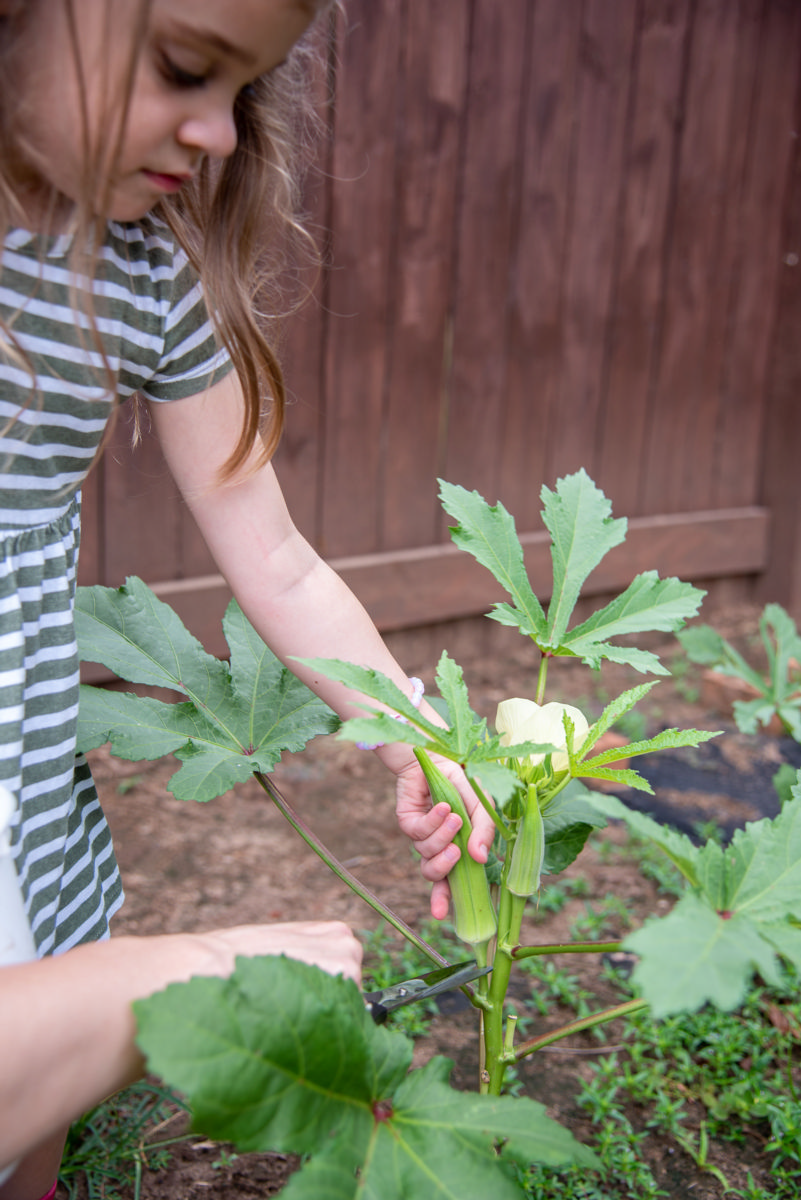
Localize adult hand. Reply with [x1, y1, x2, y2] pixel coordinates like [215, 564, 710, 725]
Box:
[394, 757, 495, 919]
[194, 921, 362, 985]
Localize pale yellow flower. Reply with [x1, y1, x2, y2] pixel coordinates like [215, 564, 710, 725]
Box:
[496, 698, 589, 773]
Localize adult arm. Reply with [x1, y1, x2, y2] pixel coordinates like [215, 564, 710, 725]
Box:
[148, 377, 495, 917]
[0, 920, 360, 1168]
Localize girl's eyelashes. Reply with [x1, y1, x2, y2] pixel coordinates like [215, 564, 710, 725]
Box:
[160, 53, 209, 90]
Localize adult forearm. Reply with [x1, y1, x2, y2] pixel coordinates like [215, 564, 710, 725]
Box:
[0, 921, 361, 1167]
[0, 934, 209, 1165]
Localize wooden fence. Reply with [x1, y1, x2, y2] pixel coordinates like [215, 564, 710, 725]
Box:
[80, 0, 801, 664]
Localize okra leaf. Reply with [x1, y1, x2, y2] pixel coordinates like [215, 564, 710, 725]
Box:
[580, 683, 658, 751]
[76, 577, 230, 701]
[585, 793, 701, 887]
[591, 796, 801, 1014]
[761, 603, 801, 699]
[677, 624, 766, 692]
[574, 726, 720, 774]
[776, 703, 801, 741]
[296, 658, 443, 737]
[541, 784, 607, 875]
[76, 688, 202, 760]
[438, 480, 548, 640]
[624, 894, 782, 1018]
[434, 651, 486, 753]
[466, 761, 522, 808]
[135, 956, 595, 1200]
[732, 698, 782, 735]
[719, 802, 801, 923]
[561, 573, 706, 673]
[541, 470, 627, 648]
[76, 580, 337, 801]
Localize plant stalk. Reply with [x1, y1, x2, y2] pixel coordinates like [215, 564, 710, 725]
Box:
[483, 885, 527, 1095]
[513, 940, 623, 958]
[535, 652, 549, 704]
[255, 772, 450, 969]
[511, 998, 649, 1060]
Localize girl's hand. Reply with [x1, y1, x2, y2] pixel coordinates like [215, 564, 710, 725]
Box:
[394, 759, 495, 919]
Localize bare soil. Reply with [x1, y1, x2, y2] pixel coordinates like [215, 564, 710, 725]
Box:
[56, 603, 801, 1199]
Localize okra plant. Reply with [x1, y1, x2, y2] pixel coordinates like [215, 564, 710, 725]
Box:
[75, 469, 801, 1197]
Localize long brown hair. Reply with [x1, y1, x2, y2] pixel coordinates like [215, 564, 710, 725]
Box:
[0, 0, 330, 479]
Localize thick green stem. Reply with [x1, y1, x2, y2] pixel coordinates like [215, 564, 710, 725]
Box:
[535, 652, 549, 704]
[255, 772, 449, 969]
[511, 998, 649, 1060]
[484, 888, 527, 1095]
[514, 940, 623, 959]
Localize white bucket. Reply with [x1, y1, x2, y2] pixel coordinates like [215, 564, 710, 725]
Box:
[0, 785, 35, 1183]
[0, 785, 35, 966]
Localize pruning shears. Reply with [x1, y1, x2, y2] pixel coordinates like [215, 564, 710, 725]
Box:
[364, 959, 491, 1024]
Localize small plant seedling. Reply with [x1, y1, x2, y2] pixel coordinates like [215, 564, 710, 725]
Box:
[678, 604, 801, 740]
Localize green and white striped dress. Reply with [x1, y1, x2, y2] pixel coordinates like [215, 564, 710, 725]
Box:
[0, 217, 232, 956]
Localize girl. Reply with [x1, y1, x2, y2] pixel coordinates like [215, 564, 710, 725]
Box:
[0, 1, 495, 1197]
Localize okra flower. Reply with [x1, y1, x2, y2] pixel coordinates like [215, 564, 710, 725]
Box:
[496, 698, 589, 775]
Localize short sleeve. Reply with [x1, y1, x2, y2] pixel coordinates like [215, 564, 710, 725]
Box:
[108, 218, 235, 404]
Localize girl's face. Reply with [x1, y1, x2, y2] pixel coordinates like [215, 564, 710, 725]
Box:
[12, 0, 320, 225]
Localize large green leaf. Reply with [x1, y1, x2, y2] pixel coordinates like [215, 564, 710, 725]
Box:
[135, 957, 597, 1199]
[591, 795, 801, 1015]
[587, 793, 701, 886]
[76, 577, 230, 699]
[438, 473, 702, 674]
[625, 894, 782, 1019]
[76, 579, 338, 801]
[540, 470, 627, 647]
[438, 480, 547, 640]
[563, 573, 706, 673]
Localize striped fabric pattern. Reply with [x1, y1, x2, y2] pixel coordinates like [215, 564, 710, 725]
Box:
[0, 217, 232, 955]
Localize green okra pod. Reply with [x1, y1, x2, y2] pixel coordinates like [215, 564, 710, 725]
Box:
[414, 748, 497, 947]
[506, 784, 545, 898]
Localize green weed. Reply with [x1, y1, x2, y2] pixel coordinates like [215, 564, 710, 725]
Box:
[59, 1081, 188, 1200]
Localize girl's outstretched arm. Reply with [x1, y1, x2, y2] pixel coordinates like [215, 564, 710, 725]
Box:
[148, 378, 495, 916]
[0, 921, 361, 1170]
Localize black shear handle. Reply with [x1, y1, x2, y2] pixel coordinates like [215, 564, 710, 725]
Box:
[366, 998, 389, 1025]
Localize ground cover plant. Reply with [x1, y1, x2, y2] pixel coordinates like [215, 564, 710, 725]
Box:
[72, 471, 801, 1199]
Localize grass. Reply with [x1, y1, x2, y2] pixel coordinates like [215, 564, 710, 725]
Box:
[59, 1081, 188, 1200]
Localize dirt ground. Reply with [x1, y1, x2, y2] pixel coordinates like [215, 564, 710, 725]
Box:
[56, 602, 801, 1198]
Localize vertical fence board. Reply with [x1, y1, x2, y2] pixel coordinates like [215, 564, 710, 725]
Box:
[379, 0, 470, 550]
[713, 0, 801, 509]
[319, 2, 402, 558]
[547, 1, 638, 479]
[639, 0, 752, 514]
[595, 0, 690, 517]
[757, 27, 801, 614]
[497, 0, 582, 530]
[440, 0, 527, 503]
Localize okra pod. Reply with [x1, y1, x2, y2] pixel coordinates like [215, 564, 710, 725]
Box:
[505, 784, 545, 898]
[415, 748, 497, 946]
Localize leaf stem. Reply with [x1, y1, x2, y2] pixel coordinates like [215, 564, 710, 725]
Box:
[513, 940, 623, 958]
[511, 998, 649, 1061]
[535, 652, 549, 705]
[255, 772, 450, 969]
[468, 774, 513, 841]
